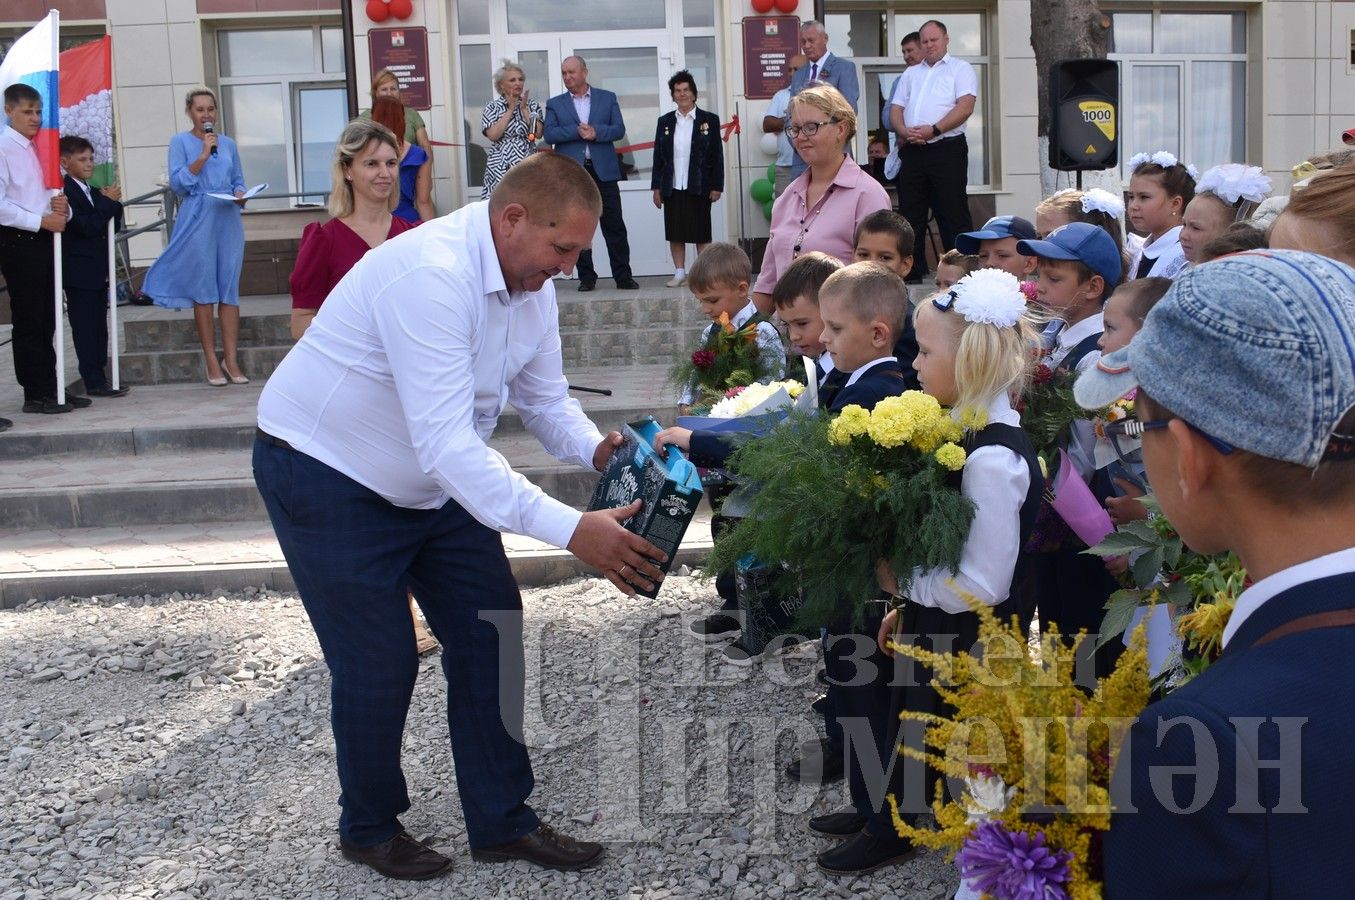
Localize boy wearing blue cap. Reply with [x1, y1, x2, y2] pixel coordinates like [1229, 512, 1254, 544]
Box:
[955, 214, 1039, 280]
[1076, 250, 1355, 898]
[1017, 222, 1125, 677]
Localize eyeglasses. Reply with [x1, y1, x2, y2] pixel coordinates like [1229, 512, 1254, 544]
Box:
[785, 119, 838, 139]
[1100, 417, 1236, 469]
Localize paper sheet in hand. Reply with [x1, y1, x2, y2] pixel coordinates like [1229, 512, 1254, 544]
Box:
[207, 182, 268, 201]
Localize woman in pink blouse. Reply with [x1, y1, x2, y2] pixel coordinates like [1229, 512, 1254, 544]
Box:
[752, 83, 890, 314]
[289, 119, 415, 339]
[288, 118, 435, 655]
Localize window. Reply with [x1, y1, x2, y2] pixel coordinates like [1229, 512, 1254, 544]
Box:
[506, 0, 665, 33]
[828, 5, 992, 187]
[1109, 11, 1249, 174]
[215, 25, 346, 210]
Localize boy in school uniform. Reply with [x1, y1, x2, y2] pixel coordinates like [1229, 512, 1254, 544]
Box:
[955, 214, 1039, 281]
[1015, 221, 1124, 677]
[60, 136, 129, 398]
[1075, 251, 1355, 898]
[852, 209, 921, 389]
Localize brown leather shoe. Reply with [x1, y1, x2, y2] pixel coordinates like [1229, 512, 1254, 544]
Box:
[471, 823, 604, 871]
[339, 830, 454, 880]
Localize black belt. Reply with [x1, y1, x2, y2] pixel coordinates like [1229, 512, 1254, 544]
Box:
[902, 134, 966, 149]
[0, 225, 49, 241]
[256, 428, 294, 450]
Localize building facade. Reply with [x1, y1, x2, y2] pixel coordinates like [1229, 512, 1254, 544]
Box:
[4, 0, 1353, 279]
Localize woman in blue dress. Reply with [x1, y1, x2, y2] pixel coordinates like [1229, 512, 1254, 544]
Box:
[372, 97, 433, 224]
[143, 87, 249, 385]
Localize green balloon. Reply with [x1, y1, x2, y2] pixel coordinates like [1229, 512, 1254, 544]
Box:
[749, 178, 774, 203]
[762, 199, 774, 220]
[766, 163, 777, 183]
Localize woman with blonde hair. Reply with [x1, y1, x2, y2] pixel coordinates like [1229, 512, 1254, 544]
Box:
[752, 83, 890, 314]
[480, 60, 544, 198]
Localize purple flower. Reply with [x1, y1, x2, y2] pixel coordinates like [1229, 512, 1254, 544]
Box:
[954, 821, 1073, 900]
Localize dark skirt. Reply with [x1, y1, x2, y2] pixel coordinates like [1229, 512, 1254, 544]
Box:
[662, 190, 713, 243]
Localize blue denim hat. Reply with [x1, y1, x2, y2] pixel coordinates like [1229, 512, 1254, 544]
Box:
[1075, 250, 1355, 468]
[1016, 222, 1123, 289]
[955, 215, 1037, 255]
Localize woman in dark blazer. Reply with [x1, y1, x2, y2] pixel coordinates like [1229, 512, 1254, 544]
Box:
[651, 71, 724, 287]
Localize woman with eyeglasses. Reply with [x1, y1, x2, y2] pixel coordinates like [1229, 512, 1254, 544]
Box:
[751, 84, 890, 315]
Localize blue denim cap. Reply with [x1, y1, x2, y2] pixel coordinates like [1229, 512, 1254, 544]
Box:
[1016, 222, 1123, 289]
[1075, 250, 1355, 468]
[955, 215, 1037, 255]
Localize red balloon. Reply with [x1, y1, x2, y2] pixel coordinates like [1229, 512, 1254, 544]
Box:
[388, 0, 413, 18]
[366, 0, 390, 22]
[773, 0, 798, 11]
[750, 0, 774, 13]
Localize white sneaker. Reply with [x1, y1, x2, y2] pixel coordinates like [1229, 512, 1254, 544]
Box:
[666, 275, 687, 288]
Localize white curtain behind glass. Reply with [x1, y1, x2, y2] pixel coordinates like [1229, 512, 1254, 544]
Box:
[1129, 65, 1180, 160]
[1190, 62, 1246, 169]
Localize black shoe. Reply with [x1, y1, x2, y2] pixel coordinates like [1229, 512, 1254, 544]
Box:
[811, 694, 827, 718]
[816, 667, 829, 686]
[87, 385, 130, 398]
[614, 277, 640, 290]
[785, 739, 844, 783]
[721, 639, 765, 666]
[689, 612, 740, 643]
[577, 281, 596, 292]
[0, 417, 11, 432]
[809, 810, 868, 836]
[22, 399, 72, 415]
[66, 394, 92, 408]
[129, 293, 154, 306]
[816, 829, 919, 876]
[339, 830, 454, 881]
[471, 823, 604, 872]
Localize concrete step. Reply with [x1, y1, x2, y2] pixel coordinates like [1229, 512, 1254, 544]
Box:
[114, 283, 712, 383]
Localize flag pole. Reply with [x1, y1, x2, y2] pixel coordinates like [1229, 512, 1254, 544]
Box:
[107, 218, 119, 390]
[52, 192, 65, 406]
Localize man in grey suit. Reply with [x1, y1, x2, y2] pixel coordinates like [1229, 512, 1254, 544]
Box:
[788, 20, 860, 178]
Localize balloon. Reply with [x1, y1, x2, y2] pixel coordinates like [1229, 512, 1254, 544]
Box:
[766, 163, 777, 183]
[758, 132, 779, 156]
[387, 0, 412, 18]
[749, 179, 774, 203]
[751, 0, 775, 13]
[762, 199, 774, 220]
[366, 0, 390, 22]
[774, 0, 799, 11]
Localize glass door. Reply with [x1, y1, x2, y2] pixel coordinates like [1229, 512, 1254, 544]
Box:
[294, 83, 348, 206]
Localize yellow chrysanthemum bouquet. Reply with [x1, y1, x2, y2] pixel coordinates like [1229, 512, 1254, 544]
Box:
[705, 392, 979, 627]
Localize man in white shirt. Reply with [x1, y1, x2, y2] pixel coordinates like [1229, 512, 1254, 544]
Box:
[254, 152, 665, 880]
[888, 20, 977, 281]
[0, 83, 72, 423]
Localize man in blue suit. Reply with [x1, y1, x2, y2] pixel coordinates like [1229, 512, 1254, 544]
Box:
[544, 56, 638, 291]
[788, 20, 860, 179]
[1072, 251, 1355, 899]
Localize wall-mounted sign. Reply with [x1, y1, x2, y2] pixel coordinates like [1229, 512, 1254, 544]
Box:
[368, 26, 431, 110]
[742, 16, 800, 100]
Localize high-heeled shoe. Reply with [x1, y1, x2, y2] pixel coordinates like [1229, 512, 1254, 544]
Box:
[206, 361, 227, 387]
[222, 361, 250, 385]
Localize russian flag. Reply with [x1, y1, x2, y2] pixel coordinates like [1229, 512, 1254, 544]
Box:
[0, 11, 63, 190]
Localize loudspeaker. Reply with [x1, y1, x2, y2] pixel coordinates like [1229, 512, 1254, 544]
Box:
[1049, 59, 1119, 171]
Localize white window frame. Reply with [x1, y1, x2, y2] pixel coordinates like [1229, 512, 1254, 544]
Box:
[1107, 8, 1251, 179]
[213, 22, 345, 208]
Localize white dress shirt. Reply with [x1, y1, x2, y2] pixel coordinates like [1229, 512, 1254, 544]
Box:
[257, 200, 603, 550]
[890, 54, 978, 142]
[765, 87, 794, 167]
[570, 89, 592, 159]
[909, 393, 1031, 613]
[672, 107, 696, 191]
[1221, 546, 1355, 649]
[1049, 312, 1104, 481]
[1128, 226, 1187, 280]
[0, 125, 51, 231]
[843, 355, 897, 387]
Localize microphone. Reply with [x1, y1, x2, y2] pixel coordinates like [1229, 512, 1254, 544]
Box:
[204, 121, 217, 156]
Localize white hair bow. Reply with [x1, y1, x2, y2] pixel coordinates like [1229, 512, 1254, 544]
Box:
[1080, 188, 1124, 219]
[1196, 164, 1272, 205]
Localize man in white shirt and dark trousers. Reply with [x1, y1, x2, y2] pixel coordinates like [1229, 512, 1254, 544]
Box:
[888, 20, 977, 282]
[0, 83, 75, 424]
[254, 153, 666, 881]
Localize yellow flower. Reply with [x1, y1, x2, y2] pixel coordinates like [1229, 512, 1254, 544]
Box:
[868, 392, 942, 448]
[957, 406, 988, 432]
[827, 418, 853, 445]
[935, 442, 967, 470]
[836, 404, 871, 437]
[784, 381, 805, 399]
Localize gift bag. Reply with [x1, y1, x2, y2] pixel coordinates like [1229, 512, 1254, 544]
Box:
[1047, 448, 1115, 548]
[587, 417, 703, 598]
[734, 555, 809, 654]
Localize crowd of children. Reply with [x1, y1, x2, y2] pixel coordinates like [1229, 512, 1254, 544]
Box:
[665, 148, 1355, 885]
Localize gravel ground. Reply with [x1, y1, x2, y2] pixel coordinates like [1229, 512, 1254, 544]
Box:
[0, 574, 958, 900]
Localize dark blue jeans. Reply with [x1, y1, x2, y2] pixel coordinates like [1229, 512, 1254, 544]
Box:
[253, 438, 540, 848]
[65, 286, 110, 390]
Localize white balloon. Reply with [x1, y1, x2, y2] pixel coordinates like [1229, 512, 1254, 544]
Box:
[758, 132, 780, 156]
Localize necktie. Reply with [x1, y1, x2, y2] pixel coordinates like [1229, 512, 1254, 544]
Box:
[809, 62, 819, 83]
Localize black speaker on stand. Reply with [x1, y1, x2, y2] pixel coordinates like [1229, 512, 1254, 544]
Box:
[1049, 59, 1119, 188]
